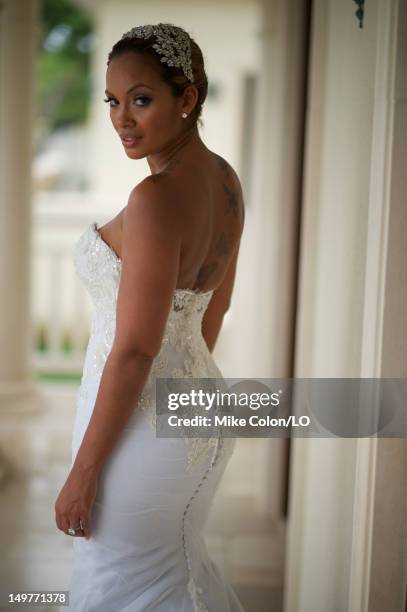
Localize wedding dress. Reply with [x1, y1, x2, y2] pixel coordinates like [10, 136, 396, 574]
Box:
[64, 222, 245, 612]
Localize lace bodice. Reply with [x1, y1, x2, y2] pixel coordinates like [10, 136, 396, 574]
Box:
[73, 222, 225, 470]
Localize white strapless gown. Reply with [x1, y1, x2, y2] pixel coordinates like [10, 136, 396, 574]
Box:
[63, 222, 245, 612]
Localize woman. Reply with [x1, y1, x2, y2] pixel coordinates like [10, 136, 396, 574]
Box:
[55, 23, 245, 611]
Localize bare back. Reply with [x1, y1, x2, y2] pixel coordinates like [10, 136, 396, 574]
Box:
[97, 150, 245, 297]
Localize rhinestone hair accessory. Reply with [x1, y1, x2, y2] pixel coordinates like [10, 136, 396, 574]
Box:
[120, 23, 194, 83]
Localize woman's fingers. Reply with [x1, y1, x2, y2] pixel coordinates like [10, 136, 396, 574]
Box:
[54, 471, 97, 539]
[80, 516, 91, 540]
[54, 504, 63, 532]
[56, 508, 87, 538]
[70, 524, 86, 537]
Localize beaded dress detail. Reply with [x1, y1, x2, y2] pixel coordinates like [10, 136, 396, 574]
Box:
[65, 222, 245, 612]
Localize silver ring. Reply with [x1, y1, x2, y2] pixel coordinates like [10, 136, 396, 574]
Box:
[67, 525, 82, 536]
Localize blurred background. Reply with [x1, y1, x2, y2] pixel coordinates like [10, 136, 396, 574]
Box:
[1, 0, 406, 611]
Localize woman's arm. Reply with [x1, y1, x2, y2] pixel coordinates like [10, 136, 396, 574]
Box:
[71, 178, 183, 476]
[55, 178, 185, 539]
[72, 347, 155, 476]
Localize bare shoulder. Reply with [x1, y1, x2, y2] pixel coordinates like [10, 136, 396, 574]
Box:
[212, 154, 246, 237]
[128, 174, 179, 210]
[212, 152, 240, 186]
[123, 174, 183, 233]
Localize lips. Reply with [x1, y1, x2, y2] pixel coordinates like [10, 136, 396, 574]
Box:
[121, 135, 142, 148]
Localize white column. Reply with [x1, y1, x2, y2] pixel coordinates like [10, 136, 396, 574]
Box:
[248, 0, 309, 517]
[0, 0, 44, 476]
[285, 0, 407, 610]
[351, 0, 407, 609]
[250, 0, 309, 378]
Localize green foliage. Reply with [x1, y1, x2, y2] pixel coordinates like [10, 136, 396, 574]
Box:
[37, 0, 94, 130]
[36, 322, 48, 352]
[61, 328, 73, 353]
[35, 371, 82, 383]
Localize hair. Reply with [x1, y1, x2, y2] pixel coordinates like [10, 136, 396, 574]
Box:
[107, 26, 208, 129]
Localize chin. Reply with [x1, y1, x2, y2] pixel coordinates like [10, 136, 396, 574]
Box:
[124, 149, 145, 160]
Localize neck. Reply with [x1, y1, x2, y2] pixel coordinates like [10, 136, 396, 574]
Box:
[147, 123, 206, 174]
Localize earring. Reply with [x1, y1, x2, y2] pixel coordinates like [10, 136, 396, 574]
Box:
[182, 112, 188, 119]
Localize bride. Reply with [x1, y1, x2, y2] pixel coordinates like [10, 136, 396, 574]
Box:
[55, 23, 245, 611]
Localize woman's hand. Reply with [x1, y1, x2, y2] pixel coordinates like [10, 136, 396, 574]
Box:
[55, 465, 99, 540]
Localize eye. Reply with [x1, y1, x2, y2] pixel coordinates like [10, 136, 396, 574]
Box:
[103, 96, 151, 107]
[133, 96, 151, 106]
[103, 96, 118, 107]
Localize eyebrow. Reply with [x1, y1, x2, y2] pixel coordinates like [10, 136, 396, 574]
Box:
[104, 82, 153, 95]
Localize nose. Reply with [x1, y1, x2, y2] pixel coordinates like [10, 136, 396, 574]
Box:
[115, 102, 135, 128]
